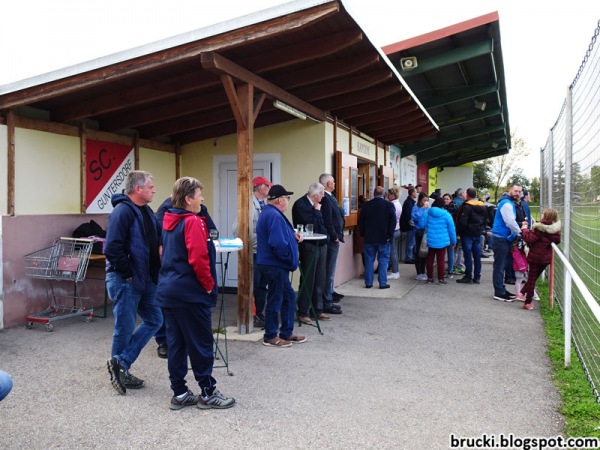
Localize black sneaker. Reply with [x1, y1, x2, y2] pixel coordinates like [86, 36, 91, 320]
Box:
[197, 389, 236, 409]
[473, 279, 481, 284]
[456, 276, 473, 284]
[107, 357, 126, 395]
[170, 390, 200, 410]
[120, 370, 144, 389]
[323, 307, 342, 314]
[157, 344, 168, 359]
[253, 315, 265, 329]
[493, 292, 515, 302]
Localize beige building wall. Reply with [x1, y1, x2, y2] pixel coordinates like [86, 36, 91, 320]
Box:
[15, 128, 80, 214]
[181, 119, 329, 220]
[139, 147, 177, 206]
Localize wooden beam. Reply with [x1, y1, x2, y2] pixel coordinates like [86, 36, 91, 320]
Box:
[292, 69, 392, 102]
[201, 52, 326, 122]
[350, 104, 419, 127]
[11, 115, 176, 153]
[332, 95, 413, 119]
[104, 90, 229, 131]
[317, 83, 402, 111]
[79, 124, 87, 213]
[233, 83, 254, 334]
[269, 52, 379, 90]
[0, 3, 340, 109]
[55, 72, 220, 122]
[6, 110, 15, 216]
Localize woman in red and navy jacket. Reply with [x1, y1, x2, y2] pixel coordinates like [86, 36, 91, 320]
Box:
[157, 177, 235, 410]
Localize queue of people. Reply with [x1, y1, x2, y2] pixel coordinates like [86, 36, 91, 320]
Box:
[102, 172, 558, 410]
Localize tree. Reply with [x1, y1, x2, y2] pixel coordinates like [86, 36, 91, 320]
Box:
[473, 161, 493, 192]
[486, 134, 530, 201]
[506, 168, 530, 192]
[530, 177, 540, 203]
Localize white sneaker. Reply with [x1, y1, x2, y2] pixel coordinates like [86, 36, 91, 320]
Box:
[417, 274, 428, 281]
[389, 273, 400, 280]
[533, 290, 540, 301]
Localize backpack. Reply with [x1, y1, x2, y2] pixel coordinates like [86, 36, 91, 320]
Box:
[72, 220, 106, 254]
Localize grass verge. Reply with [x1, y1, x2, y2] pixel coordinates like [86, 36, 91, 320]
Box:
[538, 282, 600, 437]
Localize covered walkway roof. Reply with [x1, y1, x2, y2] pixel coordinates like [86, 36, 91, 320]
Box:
[384, 12, 510, 168]
[0, 0, 439, 147]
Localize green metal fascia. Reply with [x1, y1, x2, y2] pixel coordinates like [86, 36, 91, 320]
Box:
[421, 83, 498, 109]
[399, 39, 494, 77]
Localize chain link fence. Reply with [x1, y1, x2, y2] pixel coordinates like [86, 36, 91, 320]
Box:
[540, 20, 600, 404]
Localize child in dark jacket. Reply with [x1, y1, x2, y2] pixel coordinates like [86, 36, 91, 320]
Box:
[519, 208, 561, 310]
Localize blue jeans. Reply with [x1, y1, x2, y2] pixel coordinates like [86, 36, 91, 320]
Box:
[324, 241, 340, 305]
[106, 272, 163, 371]
[492, 237, 511, 296]
[162, 305, 216, 397]
[258, 265, 296, 341]
[0, 370, 13, 402]
[390, 230, 400, 273]
[363, 243, 390, 287]
[253, 253, 267, 316]
[404, 229, 416, 261]
[461, 235, 482, 281]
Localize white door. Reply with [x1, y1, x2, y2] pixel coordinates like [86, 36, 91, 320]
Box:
[214, 155, 280, 287]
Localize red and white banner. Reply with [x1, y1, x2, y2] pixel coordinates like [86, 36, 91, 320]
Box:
[86, 140, 134, 213]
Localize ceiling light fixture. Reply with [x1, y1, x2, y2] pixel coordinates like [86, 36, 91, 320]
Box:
[273, 100, 307, 120]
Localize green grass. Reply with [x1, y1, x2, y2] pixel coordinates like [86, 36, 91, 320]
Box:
[538, 282, 600, 437]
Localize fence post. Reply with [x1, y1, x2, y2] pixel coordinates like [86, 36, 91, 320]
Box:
[564, 272, 572, 367]
[562, 86, 573, 367]
[549, 250, 554, 309]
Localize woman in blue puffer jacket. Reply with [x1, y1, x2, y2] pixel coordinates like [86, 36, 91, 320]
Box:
[419, 197, 457, 284]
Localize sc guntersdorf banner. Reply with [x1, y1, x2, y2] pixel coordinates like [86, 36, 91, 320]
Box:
[86, 140, 134, 214]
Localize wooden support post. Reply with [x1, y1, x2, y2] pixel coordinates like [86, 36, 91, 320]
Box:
[6, 110, 15, 216]
[79, 124, 87, 213]
[234, 83, 255, 334]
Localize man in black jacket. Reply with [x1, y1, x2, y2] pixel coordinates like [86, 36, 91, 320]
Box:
[399, 188, 417, 263]
[455, 188, 487, 284]
[358, 186, 396, 289]
[292, 182, 339, 324]
[319, 173, 345, 307]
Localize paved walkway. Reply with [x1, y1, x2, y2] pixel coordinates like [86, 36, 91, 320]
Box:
[0, 260, 563, 449]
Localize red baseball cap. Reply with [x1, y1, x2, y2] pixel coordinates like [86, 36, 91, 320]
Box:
[253, 176, 273, 188]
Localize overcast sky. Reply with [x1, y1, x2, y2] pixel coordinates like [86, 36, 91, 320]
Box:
[1, 0, 598, 179]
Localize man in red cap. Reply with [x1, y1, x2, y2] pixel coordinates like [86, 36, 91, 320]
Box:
[250, 176, 273, 328]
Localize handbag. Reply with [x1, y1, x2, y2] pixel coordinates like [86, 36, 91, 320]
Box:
[419, 232, 428, 258]
[418, 210, 429, 258]
[512, 245, 528, 272]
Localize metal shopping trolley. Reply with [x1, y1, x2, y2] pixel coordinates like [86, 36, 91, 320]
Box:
[23, 237, 95, 331]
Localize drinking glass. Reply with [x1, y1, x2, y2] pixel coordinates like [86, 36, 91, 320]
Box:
[305, 224, 314, 236]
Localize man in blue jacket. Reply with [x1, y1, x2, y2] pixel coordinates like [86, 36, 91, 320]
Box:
[105, 171, 163, 395]
[256, 185, 306, 348]
[358, 186, 396, 289]
[491, 184, 523, 302]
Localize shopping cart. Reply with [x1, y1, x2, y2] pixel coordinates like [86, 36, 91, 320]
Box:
[23, 237, 95, 331]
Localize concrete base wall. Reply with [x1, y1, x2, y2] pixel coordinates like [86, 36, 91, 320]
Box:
[2, 214, 108, 328]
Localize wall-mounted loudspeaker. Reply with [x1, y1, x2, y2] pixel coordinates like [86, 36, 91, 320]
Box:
[400, 56, 418, 71]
